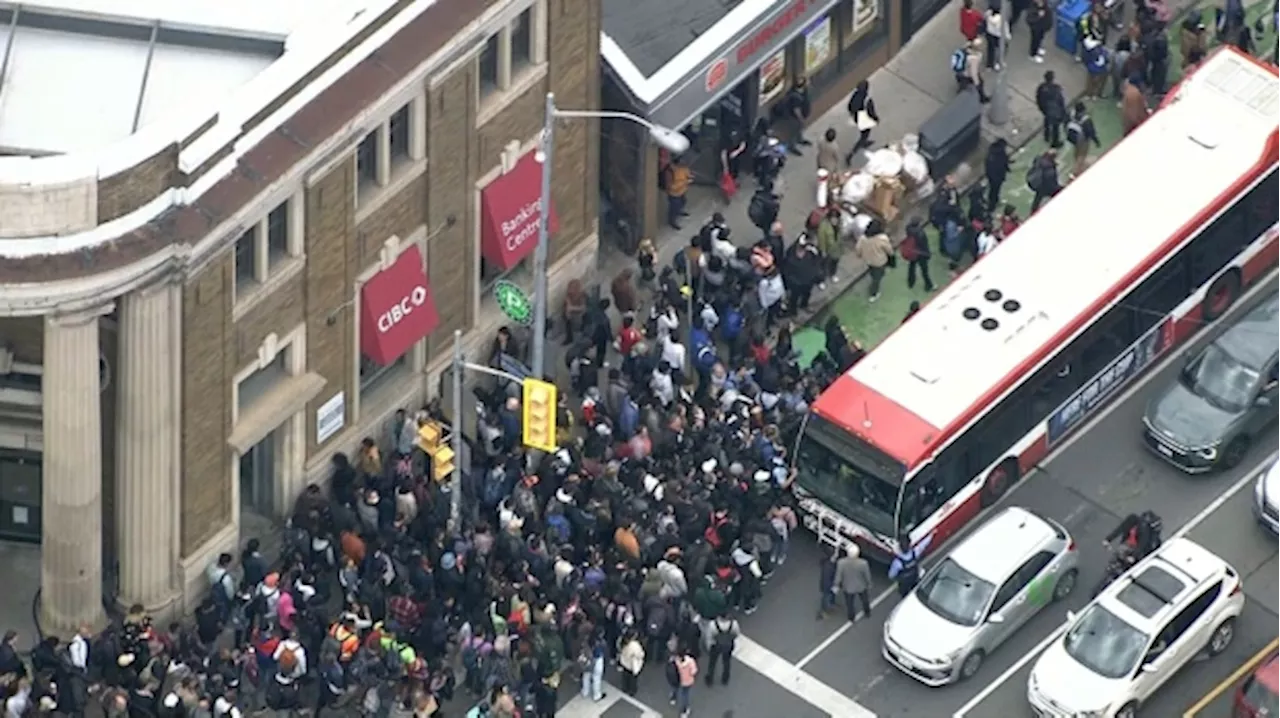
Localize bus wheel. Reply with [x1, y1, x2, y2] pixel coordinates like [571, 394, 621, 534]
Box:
[1203, 270, 1241, 321]
[980, 459, 1018, 507]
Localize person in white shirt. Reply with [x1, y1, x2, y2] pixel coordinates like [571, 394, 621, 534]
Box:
[976, 228, 998, 257]
[655, 306, 679, 343]
[661, 335, 687, 376]
[273, 634, 307, 683]
[650, 361, 675, 407]
[68, 625, 91, 674]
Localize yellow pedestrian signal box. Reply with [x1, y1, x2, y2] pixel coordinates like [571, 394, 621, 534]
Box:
[416, 420, 455, 481]
[521, 379, 557, 452]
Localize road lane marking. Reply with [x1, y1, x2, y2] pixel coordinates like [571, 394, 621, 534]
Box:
[558, 690, 624, 718]
[734, 635, 878, 717]
[1182, 637, 1280, 717]
[953, 450, 1277, 718]
[791, 273, 1278, 682]
[796, 584, 897, 670]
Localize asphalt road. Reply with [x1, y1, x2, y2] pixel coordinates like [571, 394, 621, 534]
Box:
[559, 275, 1279, 718]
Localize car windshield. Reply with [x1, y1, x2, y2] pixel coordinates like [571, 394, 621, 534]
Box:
[1243, 672, 1279, 717]
[1062, 605, 1149, 679]
[914, 558, 995, 627]
[1183, 344, 1259, 413]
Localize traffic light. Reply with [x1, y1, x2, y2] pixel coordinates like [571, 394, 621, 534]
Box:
[521, 378, 557, 452]
[416, 420, 455, 482]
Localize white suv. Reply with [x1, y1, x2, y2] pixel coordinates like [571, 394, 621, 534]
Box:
[1027, 537, 1244, 718]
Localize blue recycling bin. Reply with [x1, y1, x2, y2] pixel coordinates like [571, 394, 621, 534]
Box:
[1055, 0, 1090, 53]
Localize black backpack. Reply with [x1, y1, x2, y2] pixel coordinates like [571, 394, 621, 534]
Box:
[748, 193, 769, 228]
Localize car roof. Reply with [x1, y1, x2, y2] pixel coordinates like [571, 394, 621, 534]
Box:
[1256, 651, 1280, 693]
[948, 507, 1059, 585]
[1212, 294, 1280, 370]
[1100, 538, 1232, 627]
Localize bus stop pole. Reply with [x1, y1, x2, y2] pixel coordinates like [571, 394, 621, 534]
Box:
[988, 0, 1012, 126]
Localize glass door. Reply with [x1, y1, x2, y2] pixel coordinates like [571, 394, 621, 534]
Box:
[239, 432, 276, 518]
[0, 450, 41, 542]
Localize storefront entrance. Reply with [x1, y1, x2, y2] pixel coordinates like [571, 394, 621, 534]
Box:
[685, 80, 754, 184]
[239, 431, 277, 519]
[0, 450, 41, 542]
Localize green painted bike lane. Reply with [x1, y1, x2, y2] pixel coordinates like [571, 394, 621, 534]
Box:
[795, 7, 1276, 365]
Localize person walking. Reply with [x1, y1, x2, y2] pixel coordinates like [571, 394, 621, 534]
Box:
[1035, 71, 1067, 148]
[983, 138, 1011, 209]
[833, 545, 874, 622]
[854, 220, 894, 302]
[1121, 74, 1149, 136]
[782, 76, 812, 153]
[704, 614, 740, 686]
[667, 647, 698, 718]
[817, 546, 839, 619]
[579, 630, 607, 702]
[900, 218, 936, 292]
[814, 208, 842, 289]
[617, 630, 645, 696]
[1082, 37, 1110, 98]
[1027, 0, 1052, 60]
[960, 38, 989, 102]
[1026, 149, 1061, 213]
[665, 156, 692, 230]
[889, 531, 935, 596]
[1066, 101, 1101, 178]
[983, 1, 1011, 70]
[845, 81, 879, 161]
[816, 128, 841, 176]
[960, 0, 984, 40]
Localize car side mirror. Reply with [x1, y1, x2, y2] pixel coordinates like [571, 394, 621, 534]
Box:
[1065, 610, 1076, 621]
[1141, 662, 1160, 674]
[1256, 395, 1273, 408]
[987, 613, 1005, 624]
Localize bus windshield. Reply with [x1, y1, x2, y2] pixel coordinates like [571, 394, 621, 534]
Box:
[794, 413, 905, 537]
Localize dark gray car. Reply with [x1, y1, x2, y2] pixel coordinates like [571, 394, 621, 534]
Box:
[1143, 294, 1280, 473]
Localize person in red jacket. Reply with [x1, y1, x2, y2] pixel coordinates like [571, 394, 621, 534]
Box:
[960, 0, 984, 40]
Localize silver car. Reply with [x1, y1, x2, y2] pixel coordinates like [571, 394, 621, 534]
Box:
[882, 506, 1079, 686]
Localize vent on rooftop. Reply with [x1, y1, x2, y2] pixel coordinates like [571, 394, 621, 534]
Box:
[981, 318, 999, 331]
[963, 307, 981, 320]
[984, 289, 1003, 302]
[1003, 299, 1021, 313]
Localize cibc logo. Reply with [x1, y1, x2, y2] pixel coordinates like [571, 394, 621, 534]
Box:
[377, 285, 428, 334]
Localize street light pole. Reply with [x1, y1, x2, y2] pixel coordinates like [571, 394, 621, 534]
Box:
[988, 0, 1012, 126]
[449, 329, 464, 533]
[529, 93, 556, 381]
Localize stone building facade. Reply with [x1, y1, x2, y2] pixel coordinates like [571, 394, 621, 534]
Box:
[0, 0, 600, 635]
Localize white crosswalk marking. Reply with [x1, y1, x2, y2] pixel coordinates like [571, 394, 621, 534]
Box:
[734, 635, 879, 717]
[556, 682, 663, 718]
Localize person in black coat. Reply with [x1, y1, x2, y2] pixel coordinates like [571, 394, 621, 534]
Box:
[0, 630, 26, 680]
[984, 138, 1012, 209]
[845, 80, 879, 161]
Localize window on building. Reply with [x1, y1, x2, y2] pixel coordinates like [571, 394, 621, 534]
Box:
[233, 195, 304, 304]
[359, 353, 408, 397]
[476, 1, 546, 106]
[354, 96, 426, 210]
[266, 203, 289, 268]
[479, 34, 501, 97]
[356, 131, 379, 189]
[389, 105, 411, 165]
[511, 8, 533, 70]
[234, 228, 258, 293]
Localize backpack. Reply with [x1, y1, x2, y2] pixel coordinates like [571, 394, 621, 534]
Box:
[531, 629, 564, 671]
[277, 644, 300, 675]
[1066, 118, 1084, 145]
[664, 658, 680, 686]
[546, 513, 571, 544]
[950, 48, 967, 73]
[748, 193, 769, 228]
[712, 620, 737, 651]
[1025, 162, 1044, 192]
[899, 232, 921, 262]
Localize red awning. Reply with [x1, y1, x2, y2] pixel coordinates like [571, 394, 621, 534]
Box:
[360, 245, 440, 365]
[480, 150, 559, 271]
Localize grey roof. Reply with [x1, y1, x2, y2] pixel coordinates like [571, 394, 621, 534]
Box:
[602, 0, 743, 77]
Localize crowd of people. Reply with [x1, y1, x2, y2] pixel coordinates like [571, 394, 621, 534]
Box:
[0, 201, 868, 718]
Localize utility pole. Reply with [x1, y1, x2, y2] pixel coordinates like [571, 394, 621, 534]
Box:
[988, 0, 1012, 126]
[529, 92, 555, 380]
[449, 330, 464, 533]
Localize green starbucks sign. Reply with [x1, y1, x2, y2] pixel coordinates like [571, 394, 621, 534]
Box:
[494, 280, 534, 325]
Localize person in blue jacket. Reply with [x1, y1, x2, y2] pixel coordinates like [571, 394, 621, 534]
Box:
[889, 531, 935, 596]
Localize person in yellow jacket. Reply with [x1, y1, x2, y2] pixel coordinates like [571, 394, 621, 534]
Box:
[854, 219, 895, 303]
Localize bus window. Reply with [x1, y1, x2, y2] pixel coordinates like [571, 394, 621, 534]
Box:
[794, 427, 900, 538]
[1189, 170, 1277, 286]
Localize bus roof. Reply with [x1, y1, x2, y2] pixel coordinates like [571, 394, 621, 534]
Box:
[814, 48, 1279, 469]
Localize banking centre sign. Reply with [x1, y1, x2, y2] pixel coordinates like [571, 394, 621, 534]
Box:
[642, 0, 838, 131]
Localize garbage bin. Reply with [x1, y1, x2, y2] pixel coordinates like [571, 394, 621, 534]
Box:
[917, 87, 982, 180]
[1056, 0, 1090, 53]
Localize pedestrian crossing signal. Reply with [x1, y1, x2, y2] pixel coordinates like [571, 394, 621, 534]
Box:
[417, 420, 454, 481]
[521, 379, 557, 452]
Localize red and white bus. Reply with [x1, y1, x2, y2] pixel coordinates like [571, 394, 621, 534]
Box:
[793, 47, 1279, 561]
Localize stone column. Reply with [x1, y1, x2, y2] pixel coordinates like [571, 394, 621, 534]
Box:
[41, 305, 110, 636]
[116, 284, 179, 612]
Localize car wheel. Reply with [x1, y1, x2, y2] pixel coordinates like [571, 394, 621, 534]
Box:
[1222, 437, 1251, 469]
[958, 650, 985, 681]
[1115, 701, 1139, 718]
[1052, 569, 1078, 601]
[1208, 618, 1236, 656]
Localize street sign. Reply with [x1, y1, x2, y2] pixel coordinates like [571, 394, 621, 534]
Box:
[494, 280, 534, 326]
